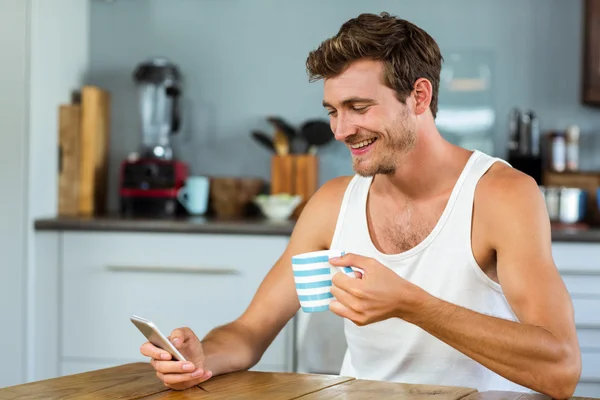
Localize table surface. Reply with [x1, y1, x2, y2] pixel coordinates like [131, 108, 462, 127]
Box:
[0, 363, 596, 400]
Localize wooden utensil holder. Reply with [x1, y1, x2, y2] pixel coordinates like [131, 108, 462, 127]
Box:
[270, 155, 318, 219]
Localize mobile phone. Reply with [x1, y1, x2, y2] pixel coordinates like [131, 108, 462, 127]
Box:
[130, 315, 187, 362]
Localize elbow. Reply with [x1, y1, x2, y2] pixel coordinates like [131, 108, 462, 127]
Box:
[541, 345, 581, 399]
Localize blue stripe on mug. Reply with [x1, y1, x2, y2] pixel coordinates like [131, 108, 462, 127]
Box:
[301, 305, 330, 312]
[342, 266, 353, 274]
[298, 292, 333, 301]
[292, 255, 330, 265]
[293, 268, 331, 277]
[295, 280, 332, 289]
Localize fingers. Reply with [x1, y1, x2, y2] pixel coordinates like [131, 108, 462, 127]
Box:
[331, 270, 365, 297]
[140, 341, 172, 361]
[329, 299, 359, 322]
[331, 283, 363, 311]
[157, 369, 213, 386]
[168, 327, 191, 348]
[150, 359, 197, 374]
[329, 253, 374, 272]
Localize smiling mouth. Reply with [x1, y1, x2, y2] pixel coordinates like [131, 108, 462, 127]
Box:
[349, 138, 377, 149]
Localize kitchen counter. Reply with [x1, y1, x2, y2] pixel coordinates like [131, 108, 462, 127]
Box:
[34, 215, 295, 236]
[34, 216, 600, 242]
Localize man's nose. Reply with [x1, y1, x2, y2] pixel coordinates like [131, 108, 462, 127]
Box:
[332, 114, 357, 142]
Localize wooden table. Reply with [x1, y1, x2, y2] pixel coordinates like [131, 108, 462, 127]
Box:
[0, 363, 596, 400]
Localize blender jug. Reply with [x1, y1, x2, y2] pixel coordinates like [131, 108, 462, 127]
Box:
[134, 58, 181, 159]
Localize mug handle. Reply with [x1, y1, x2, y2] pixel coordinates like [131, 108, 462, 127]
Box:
[177, 186, 189, 211]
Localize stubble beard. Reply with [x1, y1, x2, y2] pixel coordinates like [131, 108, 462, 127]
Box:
[352, 122, 416, 177]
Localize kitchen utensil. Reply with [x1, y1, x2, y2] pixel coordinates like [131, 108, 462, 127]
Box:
[79, 86, 110, 217]
[507, 108, 520, 153]
[120, 58, 189, 218]
[528, 110, 540, 156]
[58, 104, 81, 217]
[293, 154, 318, 218]
[267, 116, 297, 141]
[291, 135, 310, 154]
[273, 129, 289, 155]
[518, 111, 531, 156]
[133, 57, 182, 160]
[271, 155, 294, 195]
[251, 130, 275, 153]
[541, 186, 587, 224]
[300, 120, 334, 149]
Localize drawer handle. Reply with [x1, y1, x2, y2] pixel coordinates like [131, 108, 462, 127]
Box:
[576, 323, 600, 329]
[106, 265, 240, 275]
[560, 269, 600, 276]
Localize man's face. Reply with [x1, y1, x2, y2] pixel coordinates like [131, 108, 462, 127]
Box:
[323, 59, 417, 177]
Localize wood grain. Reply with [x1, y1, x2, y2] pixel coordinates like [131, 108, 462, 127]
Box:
[78, 85, 110, 216]
[297, 378, 477, 400]
[270, 155, 294, 195]
[462, 391, 596, 400]
[57, 104, 81, 216]
[0, 363, 167, 400]
[292, 154, 318, 219]
[141, 371, 354, 400]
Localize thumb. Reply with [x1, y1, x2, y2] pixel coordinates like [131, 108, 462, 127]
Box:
[168, 327, 189, 348]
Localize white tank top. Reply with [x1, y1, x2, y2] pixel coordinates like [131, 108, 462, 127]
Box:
[331, 150, 532, 393]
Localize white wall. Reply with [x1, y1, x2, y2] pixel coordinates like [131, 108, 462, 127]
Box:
[0, 0, 30, 387]
[0, 0, 89, 387]
[26, 0, 90, 381]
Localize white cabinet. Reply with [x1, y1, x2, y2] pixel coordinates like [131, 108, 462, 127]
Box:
[552, 242, 600, 397]
[34, 230, 295, 380]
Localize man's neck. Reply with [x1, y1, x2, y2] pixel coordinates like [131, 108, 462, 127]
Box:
[372, 129, 473, 201]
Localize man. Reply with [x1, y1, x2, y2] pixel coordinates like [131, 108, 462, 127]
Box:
[140, 12, 581, 398]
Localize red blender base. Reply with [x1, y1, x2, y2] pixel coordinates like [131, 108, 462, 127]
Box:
[118, 157, 189, 218]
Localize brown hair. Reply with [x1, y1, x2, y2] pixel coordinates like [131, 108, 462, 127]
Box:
[306, 12, 443, 118]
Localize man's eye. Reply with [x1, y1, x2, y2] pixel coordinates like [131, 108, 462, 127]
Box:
[327, 110, 337, 116]
[352, 107, 368, 113]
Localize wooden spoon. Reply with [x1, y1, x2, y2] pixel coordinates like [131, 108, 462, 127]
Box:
[273, 129, 289, 156]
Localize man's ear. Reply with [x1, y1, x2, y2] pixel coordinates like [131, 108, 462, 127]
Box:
[412, 78, 433, 116]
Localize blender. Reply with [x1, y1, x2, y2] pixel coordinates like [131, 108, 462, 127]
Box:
[134, 57, 181, 159]
[119, 57, 189, 218]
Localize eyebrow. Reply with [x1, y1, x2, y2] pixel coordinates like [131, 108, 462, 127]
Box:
[322, 97, 377, 108]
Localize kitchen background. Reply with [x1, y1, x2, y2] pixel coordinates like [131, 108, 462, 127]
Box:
[3, 0, 600, 394]
[88, 0, 599, 212]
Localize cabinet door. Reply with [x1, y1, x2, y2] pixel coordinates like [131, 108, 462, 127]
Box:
[61, 232, 293, 373]
[583, 0, 600, 106]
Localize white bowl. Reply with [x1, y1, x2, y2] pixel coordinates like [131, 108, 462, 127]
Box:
[253, 194, 303, 221]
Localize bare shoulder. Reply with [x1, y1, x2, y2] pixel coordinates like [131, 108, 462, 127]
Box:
[474, 161, 550, 248]
[476, 161, 542, 203]
[290, 175, 354, 249]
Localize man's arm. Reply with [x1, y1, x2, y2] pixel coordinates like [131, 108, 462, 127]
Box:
[200, 177, 352, 376]
[404, 168, 581, 399]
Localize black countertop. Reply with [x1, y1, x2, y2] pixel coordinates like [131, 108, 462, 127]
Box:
[34, 216, 600, 243]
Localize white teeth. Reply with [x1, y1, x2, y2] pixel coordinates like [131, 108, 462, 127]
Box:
[350, 138, 375, 149]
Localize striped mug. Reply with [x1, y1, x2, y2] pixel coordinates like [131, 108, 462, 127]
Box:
[291, 249, 356, 313]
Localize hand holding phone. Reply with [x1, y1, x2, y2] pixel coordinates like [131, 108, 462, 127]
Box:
[134, 315, 212, 390]
[131, 315, 186, 361]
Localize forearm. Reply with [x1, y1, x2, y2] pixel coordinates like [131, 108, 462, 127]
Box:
[406, 295, 578, 397]
[201, 320, 262, 376]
